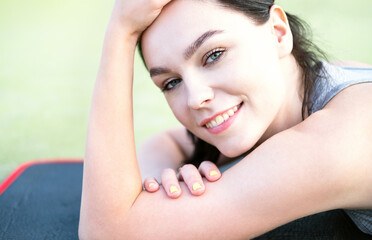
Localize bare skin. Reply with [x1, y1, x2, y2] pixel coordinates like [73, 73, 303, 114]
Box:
[140, 57, 372, 198]
[138, 126, 222, 197]
[79, 0, 372, 239]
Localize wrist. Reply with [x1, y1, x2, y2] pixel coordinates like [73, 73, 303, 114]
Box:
[105, 18, 141, 46]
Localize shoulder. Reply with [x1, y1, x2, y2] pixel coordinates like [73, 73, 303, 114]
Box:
[321, 82, 372, 147]
[310, 62, 372, 114]
[297, 82, 372, 208]
[315, 82, 372, 145]
[324, 81, 372, 110]
[301, 82, 372, 146]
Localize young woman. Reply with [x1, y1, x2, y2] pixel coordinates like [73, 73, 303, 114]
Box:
[79, 0, 372, 239]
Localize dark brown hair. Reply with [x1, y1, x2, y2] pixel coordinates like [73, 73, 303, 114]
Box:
[138, 0, 327, 167]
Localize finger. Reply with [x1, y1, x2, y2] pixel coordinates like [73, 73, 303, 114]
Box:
[143, 177, 160, 193]
[199, 161, 221, 182]
[161, 168, 182, 199]
[178, 164, 205, 196]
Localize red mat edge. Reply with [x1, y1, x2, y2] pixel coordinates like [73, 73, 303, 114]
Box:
[0, 158, 83, 195]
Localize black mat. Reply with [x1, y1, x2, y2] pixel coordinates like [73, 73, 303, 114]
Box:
[0, 162, 83, 240]
[253, 209, 372, 240]
[0, 161, 371, 240]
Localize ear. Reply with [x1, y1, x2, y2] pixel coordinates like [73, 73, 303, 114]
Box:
[269, 5, 293, 59]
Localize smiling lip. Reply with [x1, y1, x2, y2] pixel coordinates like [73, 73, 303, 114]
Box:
[200, 103, 243, 134]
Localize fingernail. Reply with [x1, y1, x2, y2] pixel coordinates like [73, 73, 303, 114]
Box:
[169, 185, 179, 194]
[209, 170, 219, 176]
[148, 183, 156, 189]
[192, 182, 202, 191]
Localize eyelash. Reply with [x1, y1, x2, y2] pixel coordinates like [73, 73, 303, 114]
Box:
[161, 78, 181, 92]
[161, 48, 226, 92]
[203, 48, 226, 66]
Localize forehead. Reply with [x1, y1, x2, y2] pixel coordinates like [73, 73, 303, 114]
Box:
[141, 0, 256, 67]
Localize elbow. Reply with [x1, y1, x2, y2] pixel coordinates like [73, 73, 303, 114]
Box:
[78, 215, 113, 240]
[78, 220, 102, 240]
[79, 215, 132, 240]
[78, 222, 91, 240]
[78, 224, 89, 240]
[79, 221, 116, 240]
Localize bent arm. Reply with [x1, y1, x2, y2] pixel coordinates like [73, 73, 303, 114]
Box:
[138, 60, 372, 182]
[79, 20, 142, 237]
[81, 49, 372, 239]
[79, 1, 372, 236]
[124, 84, 372, 238]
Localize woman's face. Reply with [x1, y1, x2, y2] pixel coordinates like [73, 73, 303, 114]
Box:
[142, 0, 300, 157]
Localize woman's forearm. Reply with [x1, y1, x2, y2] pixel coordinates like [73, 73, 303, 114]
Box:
[80, 21, 142, 237]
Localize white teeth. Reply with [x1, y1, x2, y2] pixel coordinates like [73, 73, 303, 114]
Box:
[205, 104, 241, 129]
[223, 113, 229, 121]
[210, 120, 217, 127]
[215, 115, 224, 125]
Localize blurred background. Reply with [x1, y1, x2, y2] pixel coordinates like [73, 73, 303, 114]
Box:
[1, 0, 371, 180]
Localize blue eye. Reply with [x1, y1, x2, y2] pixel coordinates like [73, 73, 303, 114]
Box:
[204, 48, 226, 66]
[206, 51, 222, 64]
[162, 78, 181, 92]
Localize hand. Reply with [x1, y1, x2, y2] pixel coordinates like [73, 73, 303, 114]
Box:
[143, 161, 222, 198]
[109, 0, 173, 37]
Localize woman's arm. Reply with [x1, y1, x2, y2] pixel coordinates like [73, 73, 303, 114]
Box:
[81, 47, 372, 239]
[79, 23, 141, 238]
[79, 0, 174, 237]
[81, 79, 372, 239]
[129, 84, 372, 239]
[138, 60, 372, 187]
[79, 0, 372, 238]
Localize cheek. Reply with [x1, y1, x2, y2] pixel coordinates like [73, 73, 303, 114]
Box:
[217, 45, 281, 94]
[166, 95, 190, 126]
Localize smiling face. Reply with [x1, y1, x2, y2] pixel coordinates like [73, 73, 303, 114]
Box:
[142, 0, 303, 157]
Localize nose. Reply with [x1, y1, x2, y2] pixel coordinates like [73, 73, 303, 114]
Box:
[186, 79, 214, 110]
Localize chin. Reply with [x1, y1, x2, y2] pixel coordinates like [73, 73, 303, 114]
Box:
[216, 137, 258, 158]
[218, 145, 250, 158]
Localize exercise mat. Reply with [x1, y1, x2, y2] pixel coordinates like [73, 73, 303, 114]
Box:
[0, 159, 83, 240]
[1, 159, 371, 240]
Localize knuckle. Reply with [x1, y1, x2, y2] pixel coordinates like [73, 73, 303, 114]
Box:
[179, 164, 200, 179]
[199, 161, 210, 168]
[199, 160, 216, 171]
[161, 168, 175, 175]
[183, 172, 202, 183]
[181, 164, 198, 172]
[161, 168, 176, 181]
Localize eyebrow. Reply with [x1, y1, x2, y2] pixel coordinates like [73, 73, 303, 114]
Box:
[183, 30, 224, 60]
[149, 29, 224, 78]
[149, 67, 172, 78]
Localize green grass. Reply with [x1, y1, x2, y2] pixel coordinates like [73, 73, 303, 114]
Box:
[277, 0, 372, 63]
[1, 0, 371, 180]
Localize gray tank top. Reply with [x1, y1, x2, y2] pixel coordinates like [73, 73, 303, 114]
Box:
[219, 62, 372, 234]
[310, 62, 372, 235]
